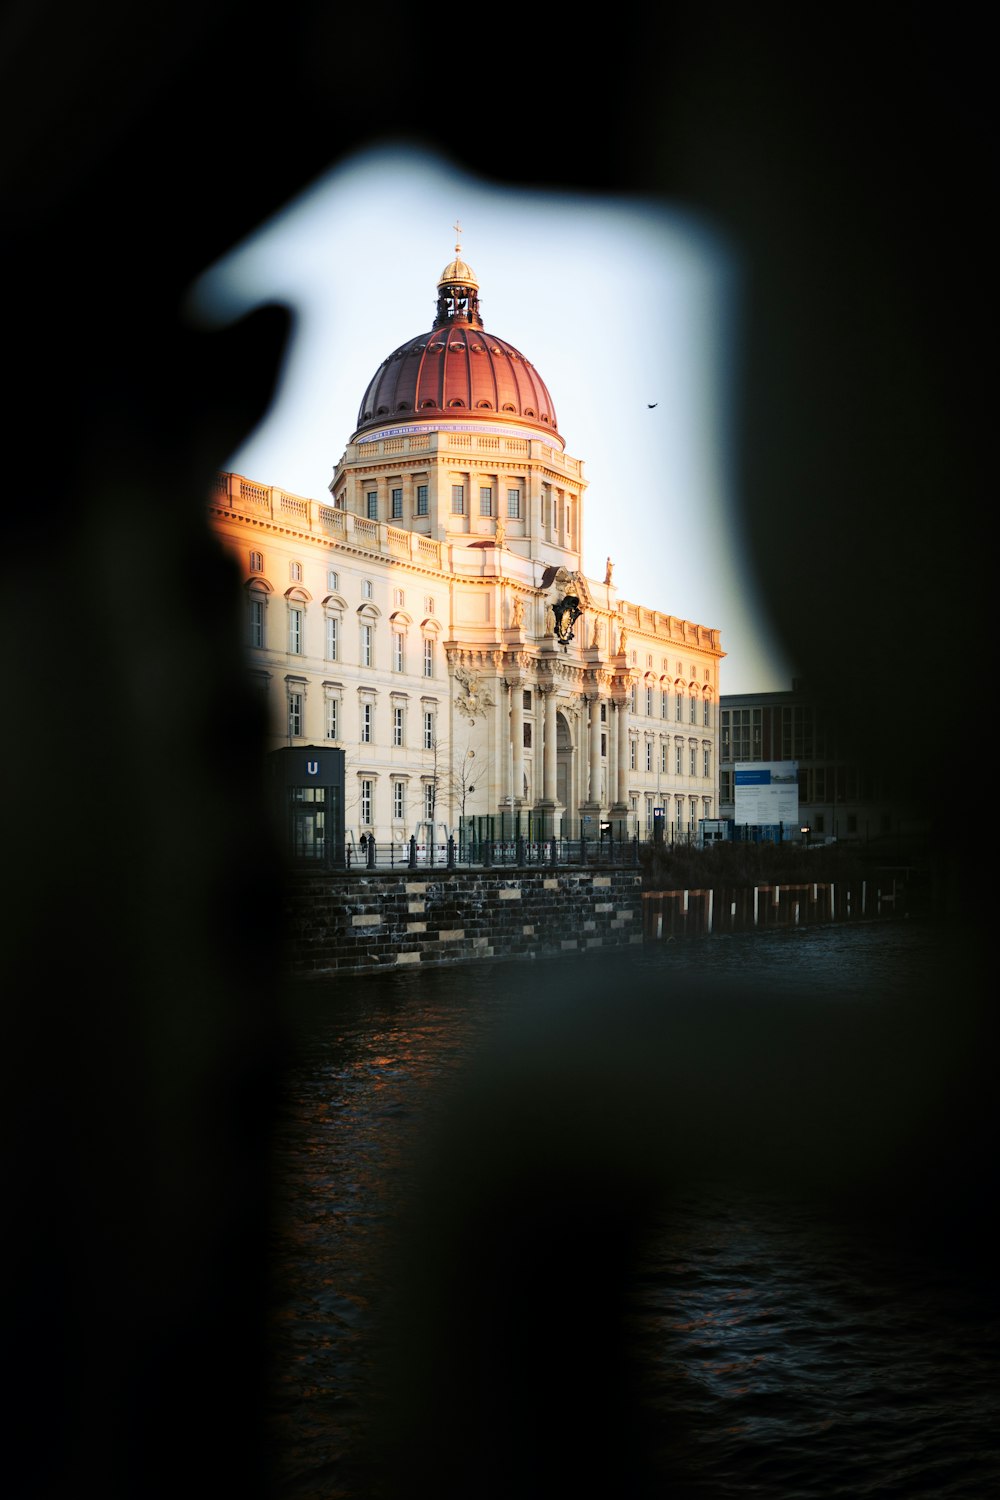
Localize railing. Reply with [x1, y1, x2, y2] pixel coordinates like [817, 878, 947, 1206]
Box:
[214, 473, 446, 568]
[294, 832, 643, 873]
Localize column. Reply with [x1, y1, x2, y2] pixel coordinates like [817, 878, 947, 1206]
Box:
[616, 697, 629, 805]
[588, 695, 601, 804]
[542, 685, 557, 803]
[510, 681, 524, 807]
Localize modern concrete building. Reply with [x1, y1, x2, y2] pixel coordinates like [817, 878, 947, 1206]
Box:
[719, 682, 901, 844]
[209, 240, 724, 857]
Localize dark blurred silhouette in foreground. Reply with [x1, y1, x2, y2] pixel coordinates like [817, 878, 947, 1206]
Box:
[1, 11, 989, 1497]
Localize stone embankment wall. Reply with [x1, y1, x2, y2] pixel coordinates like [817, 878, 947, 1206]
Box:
[281, 867, 644, 977]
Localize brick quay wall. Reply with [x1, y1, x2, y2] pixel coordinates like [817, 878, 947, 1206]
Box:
[280, 867, 644, 978]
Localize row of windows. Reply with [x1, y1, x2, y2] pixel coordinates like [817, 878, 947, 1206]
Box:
[630, 684, 713, 725]
[248, 552, 436, 612]
[356, 776, 436, 827]
[285, 690, 438, 750]
[251, 600, 436, 676]
[359, 484, 524, 521]
[636, 796, 714, 832]
[630, 739, 713, 777]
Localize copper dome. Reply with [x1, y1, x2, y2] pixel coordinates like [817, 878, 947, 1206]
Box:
[352, 246, 559, 441]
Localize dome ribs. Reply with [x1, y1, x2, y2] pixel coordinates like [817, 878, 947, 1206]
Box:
[351, 258, 557, 436]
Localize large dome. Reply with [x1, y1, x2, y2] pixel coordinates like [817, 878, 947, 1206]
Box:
[352, 244, 559, 442]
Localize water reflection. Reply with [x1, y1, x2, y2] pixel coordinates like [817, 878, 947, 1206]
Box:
[270, 922, 997, 1499]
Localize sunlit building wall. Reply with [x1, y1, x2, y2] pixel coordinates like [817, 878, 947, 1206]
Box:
[208, 247, 724, 852]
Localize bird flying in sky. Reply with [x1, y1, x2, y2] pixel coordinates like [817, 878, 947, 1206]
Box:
[648, 402, 658, 408]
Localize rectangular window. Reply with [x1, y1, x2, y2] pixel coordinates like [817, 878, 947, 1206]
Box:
[424, 783, 435, 819]
[690, 746, 697, 775]
[523, 723, 532, 748]
[393, 782, 405, 819]
[326, 697, 338, 740]
[327, 568, 339, 591]
[507, 488, 520, 518]
[646, 687, 653, 716]
[479, 486, 492, 516]
[630, 685, 637, 713]
[423, 711, 434, 749]
[630, 738, 636, 771]
[703, 747, 711, 777]
[393, 633, 404, 673]
[424, 595, 434, 614]
[661, 691, 668, 719]
[523, 690, 532, 710]
[690, 697, 697, 724]
[423, 638, 434, 677]
[675, 695, 683, 722]
[250, 550, 263, 573]
[360, 779, 373, 826]
[361, 623, 373, 667]
[361, 701, 373, 743]
[249, 598, 264, 649]
[393, 706, 404, 745]
[288, 607, 302, 654]
[288, 692, 302, 738]
[366, 491, 378, 519]
[416, 484, 429, 516]
[703, 700, 710, 727]
[645, 740, 652, 772]
[362, 579, 373, 599]
[451, 485, 465, 514]
[391, 487, 403, 519]
[601, 733, 607, 757]
[325, 615, 339, 660]
[289, 561, 302, 582]
[676, 745, 683, 774]
[661, 742, 668, 773]
[393, 587, 405, 607]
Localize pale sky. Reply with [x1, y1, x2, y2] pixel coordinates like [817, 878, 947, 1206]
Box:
[188, 141, 794, 696]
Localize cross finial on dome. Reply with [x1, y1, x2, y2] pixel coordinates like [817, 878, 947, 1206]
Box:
[452, 219, 463, 253]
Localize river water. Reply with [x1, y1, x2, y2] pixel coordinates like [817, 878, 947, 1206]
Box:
[265, 919, 997, 1499]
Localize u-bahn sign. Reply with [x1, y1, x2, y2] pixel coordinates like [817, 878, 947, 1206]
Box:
[734, 761, 799, 827]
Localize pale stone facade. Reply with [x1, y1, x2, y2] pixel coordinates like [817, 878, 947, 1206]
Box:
[208, 251, 724, 854]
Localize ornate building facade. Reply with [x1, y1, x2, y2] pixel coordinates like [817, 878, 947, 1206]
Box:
[209, 241, 724, 854]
